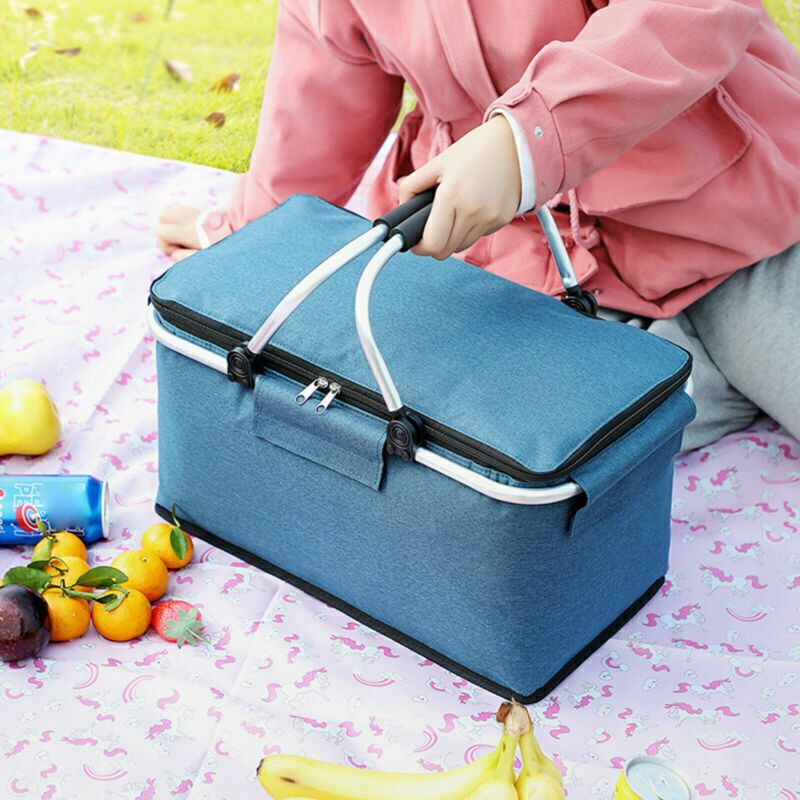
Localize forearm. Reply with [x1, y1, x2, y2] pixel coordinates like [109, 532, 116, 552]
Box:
[485, 0, 763, 205]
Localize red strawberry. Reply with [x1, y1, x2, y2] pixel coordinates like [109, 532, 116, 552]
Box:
[151, 600, 206, 647]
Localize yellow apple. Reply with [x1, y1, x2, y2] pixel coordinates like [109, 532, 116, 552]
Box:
[0, 379, 61, 456]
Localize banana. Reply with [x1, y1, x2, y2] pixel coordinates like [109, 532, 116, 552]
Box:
[461, 732, 519, 800]
[257, 743, 501, 800]
[514, 703, 565, 800]
[516, 770, 564, 800]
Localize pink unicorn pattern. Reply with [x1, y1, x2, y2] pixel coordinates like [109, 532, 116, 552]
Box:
[0, 130, 798, 798]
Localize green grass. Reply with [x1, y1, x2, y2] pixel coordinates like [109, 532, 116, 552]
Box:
[0, 0, 278, 172]
[0, 0, 798, 173]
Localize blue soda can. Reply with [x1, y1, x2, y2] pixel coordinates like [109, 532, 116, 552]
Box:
[0, 475, 108, 546]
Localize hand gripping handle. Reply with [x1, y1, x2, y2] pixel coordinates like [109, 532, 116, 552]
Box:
[382, 185, 439, 252]
[385, 186, 591, 292]
[372, 187, 436, 234]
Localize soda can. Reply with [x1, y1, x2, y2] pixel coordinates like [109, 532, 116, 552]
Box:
[615, 756, 694, 800]
[0, 475, 109, 546]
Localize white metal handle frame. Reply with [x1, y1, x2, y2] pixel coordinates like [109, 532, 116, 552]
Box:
[226, 190, 441, 389]
[226, 224, 389, 388]
[352, 231, 583, 501]
[146, 304, 582, 504]
[147, 189, 585, 505]
[354, 201, 599, 441]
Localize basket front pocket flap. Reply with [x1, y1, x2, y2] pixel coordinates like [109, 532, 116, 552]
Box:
[252, 371, 387, 491]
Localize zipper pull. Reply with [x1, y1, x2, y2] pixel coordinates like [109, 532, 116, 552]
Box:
[295, 376, 328, 405]
[315, 382, 341, 415]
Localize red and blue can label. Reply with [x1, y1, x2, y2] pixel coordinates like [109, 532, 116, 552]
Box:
[0, 475, 108, 545]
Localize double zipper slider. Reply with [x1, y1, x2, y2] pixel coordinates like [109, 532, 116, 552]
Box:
[315, 383, 340, 415]
[295, 377, 328, 405]
[295, 376, 341, 415]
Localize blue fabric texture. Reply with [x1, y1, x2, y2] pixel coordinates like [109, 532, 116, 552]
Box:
[253, 371, 386, 491]
[570, 389, 695, 536]
[155, 344, 688, 696]
[151, 194, 692, 477]
[152, 194, 696, 696]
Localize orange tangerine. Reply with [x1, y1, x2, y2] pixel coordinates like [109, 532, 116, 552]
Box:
[44, 555, 92, 592]
[111, 550, 168, 602]
[43, 589, 91, 642]
[33, 531, 87, 561]
[91, 588, 152, 642]
[141, 522, 194, 569]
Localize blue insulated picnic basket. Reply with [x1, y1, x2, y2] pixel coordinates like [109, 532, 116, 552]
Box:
[148, 192, 694, 701]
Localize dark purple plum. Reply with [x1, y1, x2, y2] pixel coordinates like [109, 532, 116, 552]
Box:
[0, 583, 51, 662]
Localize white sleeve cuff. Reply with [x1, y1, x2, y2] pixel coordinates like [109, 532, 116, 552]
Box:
[489, 108, 537, 214]
[196, 209, 212, 249]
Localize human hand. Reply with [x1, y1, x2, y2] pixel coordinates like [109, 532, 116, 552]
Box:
[156, 205, 202, 261]
[397, 115, 521, 260]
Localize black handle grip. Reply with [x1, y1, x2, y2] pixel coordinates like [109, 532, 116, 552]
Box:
[390, 204, 434, 252]
[373, 186, 437, 235]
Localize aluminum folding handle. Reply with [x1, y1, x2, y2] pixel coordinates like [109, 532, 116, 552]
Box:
[355, 196, 589, 414]
[243, 190, 440, 360]
[243, 187, 585, 366]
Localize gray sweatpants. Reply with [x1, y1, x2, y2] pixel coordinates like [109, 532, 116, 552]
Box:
[602, 240, 800, 453]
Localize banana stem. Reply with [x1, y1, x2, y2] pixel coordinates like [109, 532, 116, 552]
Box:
[498, 700, 532, 738]
[496, 733, 519, 781]
[529, 733, 551, 769]
[519, 731, 542, 777]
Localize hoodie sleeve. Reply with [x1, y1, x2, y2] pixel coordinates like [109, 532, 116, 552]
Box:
[201, 0, 404, 245]
[483, 0, 763, 209]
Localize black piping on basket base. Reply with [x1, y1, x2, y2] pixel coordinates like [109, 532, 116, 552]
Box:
[156, 503, 664, 704]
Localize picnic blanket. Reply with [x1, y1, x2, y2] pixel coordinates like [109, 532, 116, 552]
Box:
[1, 129, 799, 800]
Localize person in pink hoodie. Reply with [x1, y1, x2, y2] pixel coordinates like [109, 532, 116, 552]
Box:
[157, 0, 800, 451]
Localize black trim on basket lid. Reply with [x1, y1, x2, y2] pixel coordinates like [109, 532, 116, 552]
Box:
[149, 293, 692, 486]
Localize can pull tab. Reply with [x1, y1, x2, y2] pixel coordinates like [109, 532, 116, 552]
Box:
[295, 377, 328, 405]
[315, 383, 341, 415]
[650, 776, 670, 800]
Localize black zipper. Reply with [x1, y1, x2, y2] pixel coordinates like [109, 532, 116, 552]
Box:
[150, 295, 691, 484]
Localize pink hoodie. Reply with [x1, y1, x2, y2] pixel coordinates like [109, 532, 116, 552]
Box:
[201, 0, 800, 317]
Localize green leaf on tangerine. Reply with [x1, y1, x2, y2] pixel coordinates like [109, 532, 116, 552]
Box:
[97, 591, 125, 611]
[169, 526, 187, 560]
[73, 566, 128, 588]
[63, 588, 99, 601]
[35, 537, 54, 560]
[3, 567, 51, 593]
